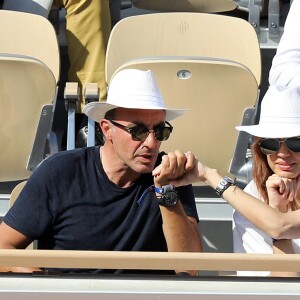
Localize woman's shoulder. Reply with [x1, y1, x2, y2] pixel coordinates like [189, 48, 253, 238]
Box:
[243, 179, 262, 199]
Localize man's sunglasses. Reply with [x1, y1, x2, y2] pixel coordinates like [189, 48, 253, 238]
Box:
[259, 137, 300, 155]
[109, 120, 173, 142]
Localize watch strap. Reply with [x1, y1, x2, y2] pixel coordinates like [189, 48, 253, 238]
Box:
[137, 184, 176, 206]
[153, 184, 175, 194]
[215, 176, 234, 198]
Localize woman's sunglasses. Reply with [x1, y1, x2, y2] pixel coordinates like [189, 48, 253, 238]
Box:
[109, 120, 173, 142]
[259, 137, 300, 155]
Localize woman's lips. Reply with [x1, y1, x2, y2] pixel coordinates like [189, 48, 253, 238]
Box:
[277, 163, 294, 172]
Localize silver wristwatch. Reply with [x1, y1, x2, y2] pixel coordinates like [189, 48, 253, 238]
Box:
[215, 177, 234, 198]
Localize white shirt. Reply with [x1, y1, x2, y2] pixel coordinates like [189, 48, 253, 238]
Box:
[232, 179, 300, 276]
[269, 0, 300, 87]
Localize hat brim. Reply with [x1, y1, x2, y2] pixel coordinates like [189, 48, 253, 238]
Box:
[83, 102, 188, 122]
[236, 124, 300, 138]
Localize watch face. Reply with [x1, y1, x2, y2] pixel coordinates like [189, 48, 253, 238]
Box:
[161, 191, 178, 206]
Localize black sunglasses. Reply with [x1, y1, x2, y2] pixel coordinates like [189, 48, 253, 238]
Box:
[109, 120, 173, 142]
[259, 137, 300, 155]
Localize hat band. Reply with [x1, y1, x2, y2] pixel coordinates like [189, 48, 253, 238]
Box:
[260, 116, 300, 124]
[109, 94, 166, 109]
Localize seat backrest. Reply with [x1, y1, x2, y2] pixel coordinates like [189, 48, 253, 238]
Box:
[106, 12, 261, 87]
[0, 55, 57, 181]
[132, 0, 237, 13]
[0, 10, 59, 83]
[106, 13, 261, 177]
[0, 10, 59, 182]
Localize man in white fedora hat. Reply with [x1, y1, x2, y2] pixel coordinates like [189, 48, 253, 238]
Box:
[0, 69, 201, 275]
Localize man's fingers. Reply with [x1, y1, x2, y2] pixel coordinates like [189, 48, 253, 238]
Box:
[153, 151, 198, 186]
[152, 165, 161, 177]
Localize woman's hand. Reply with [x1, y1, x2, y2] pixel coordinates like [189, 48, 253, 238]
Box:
[266, 174, 298, 212]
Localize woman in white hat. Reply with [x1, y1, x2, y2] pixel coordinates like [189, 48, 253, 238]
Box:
[232, 85, 300, 276]
[154, 84, 300, 277]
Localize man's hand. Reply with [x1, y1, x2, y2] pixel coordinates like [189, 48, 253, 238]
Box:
[152, 150, 194, 186]
[152, 151, 207, 186]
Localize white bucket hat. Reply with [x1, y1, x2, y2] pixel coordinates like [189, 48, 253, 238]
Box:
[83, 69, 187, 122]
[236, 85, 300, 138]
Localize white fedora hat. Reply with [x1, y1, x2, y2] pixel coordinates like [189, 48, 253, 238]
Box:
[83, 69, 187, 122]
[236, 85, 300, 138]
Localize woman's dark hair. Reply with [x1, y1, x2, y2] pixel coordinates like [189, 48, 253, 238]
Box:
[252, 137, 300, 211]
[252, 137, 273, 204]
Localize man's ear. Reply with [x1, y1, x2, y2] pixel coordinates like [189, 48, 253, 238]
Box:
[100, 119, 112, 140]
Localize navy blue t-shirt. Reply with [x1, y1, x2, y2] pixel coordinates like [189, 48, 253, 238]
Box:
[4, 146, 198, 274]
